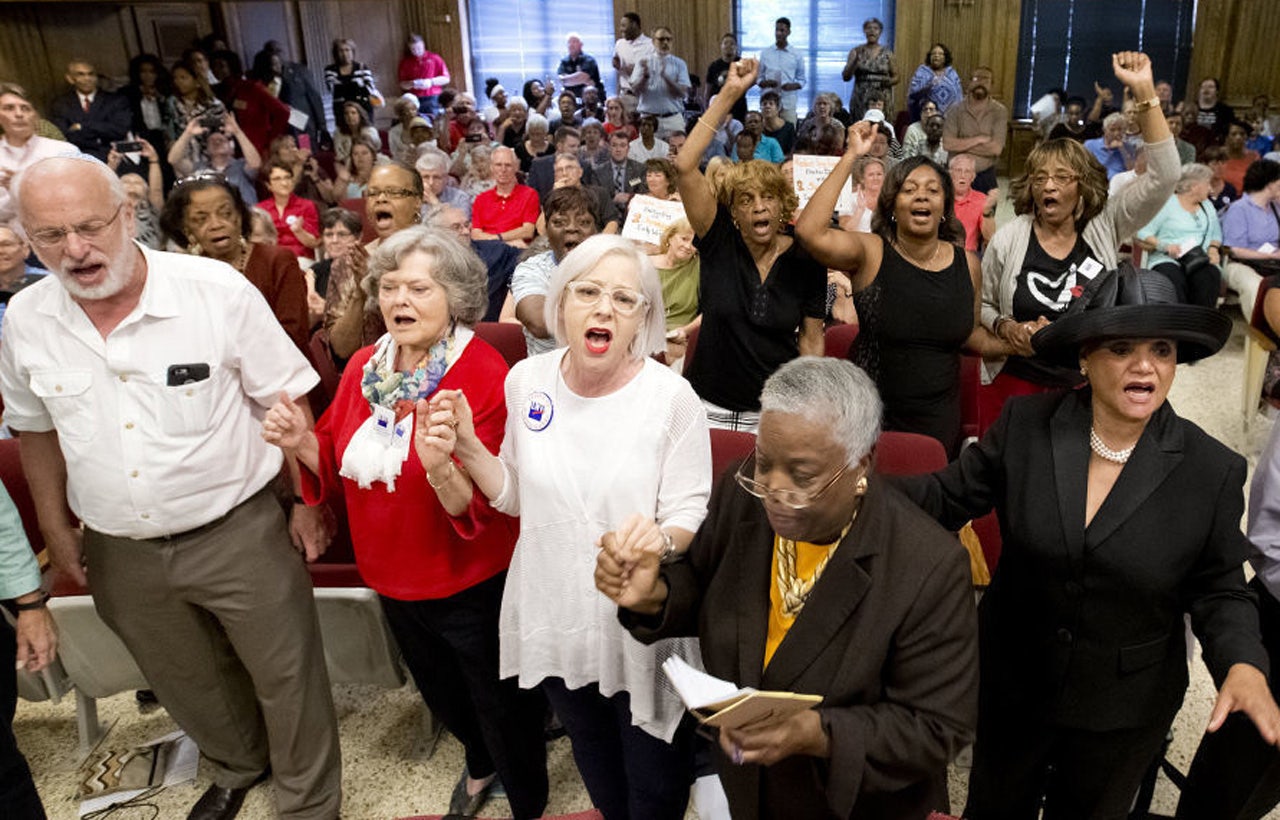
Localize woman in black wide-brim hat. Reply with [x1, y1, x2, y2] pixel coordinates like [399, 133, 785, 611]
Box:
[895, 265, 1280, 819]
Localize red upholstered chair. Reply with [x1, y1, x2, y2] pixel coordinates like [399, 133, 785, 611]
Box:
[339, 197, 378, 244]
[823, 323, 859, 359]
[709, 428, 755, 493]
[874, 431, 948, 476]
[1244, 274, 1280, 430]
[473, 321, 528, 368]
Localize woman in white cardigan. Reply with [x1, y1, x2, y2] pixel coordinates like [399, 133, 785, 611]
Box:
[977, 51, 1178, 433]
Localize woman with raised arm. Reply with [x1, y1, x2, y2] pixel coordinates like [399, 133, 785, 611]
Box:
[794, 123, 1010, 457]
[676, 58, 827, 432]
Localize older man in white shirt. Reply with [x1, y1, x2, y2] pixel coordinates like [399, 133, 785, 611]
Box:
[0, 156, 341, 820]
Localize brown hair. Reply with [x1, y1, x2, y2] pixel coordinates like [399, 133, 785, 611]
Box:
[719, 160, 799, 224]
[1010, 138, 1109, 229]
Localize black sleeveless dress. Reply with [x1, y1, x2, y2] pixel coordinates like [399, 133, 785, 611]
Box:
[850, 243, 973, 457]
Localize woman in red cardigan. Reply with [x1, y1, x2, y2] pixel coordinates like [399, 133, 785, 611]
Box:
[261, 225, 547, 819]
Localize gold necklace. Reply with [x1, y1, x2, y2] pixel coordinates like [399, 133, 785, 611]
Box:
[775, 513, 858, 619]
[896, 238, 942, 269]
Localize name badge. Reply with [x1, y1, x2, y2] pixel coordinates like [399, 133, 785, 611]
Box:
[371, 404, 396, 444]
[1077, 258, 1103, 280]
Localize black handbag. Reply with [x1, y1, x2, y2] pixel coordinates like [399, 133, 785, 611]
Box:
[1176, 202, 1214, 277]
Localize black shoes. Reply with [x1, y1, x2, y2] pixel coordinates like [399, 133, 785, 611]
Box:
[186, 783, 251, 820]
[446, 769, 495, 817]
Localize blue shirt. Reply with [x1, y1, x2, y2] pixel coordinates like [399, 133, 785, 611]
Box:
[1084, 137, 1138, 179]
[0, 483, 39, 600]
[1137, 195, 1222, 269]
[1221, 195, 1280, 251]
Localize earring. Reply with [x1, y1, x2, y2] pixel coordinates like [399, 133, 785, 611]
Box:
[1080, 364, 1088, 376]
[855, 475, 869, 495]
[186, 235, 203, 256]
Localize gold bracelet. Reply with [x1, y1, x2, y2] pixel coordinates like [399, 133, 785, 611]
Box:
[427, 461, 455, 489]
[1132, 97, 1161, 113]
[694, 118, 718, 134]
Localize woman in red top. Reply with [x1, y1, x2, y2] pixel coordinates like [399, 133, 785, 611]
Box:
[259, 160, 321, 260]
[261, 225, 547, 819]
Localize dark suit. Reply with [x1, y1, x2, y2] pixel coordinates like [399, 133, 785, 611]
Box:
[277, 60, 329, 144]
[526, 153, 598, 201]
[594, 158, 646, 199]
[625, 474, 978, 820]
[896, 388, 1269, 818]
[47, 89, 132, 161]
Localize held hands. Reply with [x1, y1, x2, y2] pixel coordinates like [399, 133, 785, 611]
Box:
[594, 513, 666, 612]
[289, 504, 331, 562]
[262, 391, 310, 451]
[1000, 316, 1050, 357]
[723, 59, 760, 98]
[414, 395, 459, 474]
[719, 709, 831, 766]
[1111, 52, 1154, 93]
[1208, 663, 1280, 746]
[433, 389, 477, 450]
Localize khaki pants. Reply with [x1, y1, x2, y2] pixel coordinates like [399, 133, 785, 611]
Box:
[83, 489, 341, 819]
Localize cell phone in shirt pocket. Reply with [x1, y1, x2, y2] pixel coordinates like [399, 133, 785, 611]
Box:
[166, 363, 210, 386]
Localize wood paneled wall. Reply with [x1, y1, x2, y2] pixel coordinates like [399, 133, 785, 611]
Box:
[1187, 0, 1280, 108]
[894, 0, 1023, 110]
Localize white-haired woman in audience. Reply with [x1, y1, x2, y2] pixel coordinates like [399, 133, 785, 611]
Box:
[597, 356, 978, 819]
[516, 113, 554, 174]
[1136, 162, 1223, 307]
[976, 51, 1177, 434]
[262, 225, 549, 819]
[441, 234, 711, 820]
[498, 97, 529, 149]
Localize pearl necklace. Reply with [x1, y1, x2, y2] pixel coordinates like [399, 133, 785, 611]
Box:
[1089, 428, 1135, 464]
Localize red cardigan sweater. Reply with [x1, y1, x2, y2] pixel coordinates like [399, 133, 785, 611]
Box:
[301, 337, 517, 600]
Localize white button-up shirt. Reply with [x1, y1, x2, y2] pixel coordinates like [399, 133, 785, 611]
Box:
[758, 44, 806, 117]
[0, 245, 318, 538]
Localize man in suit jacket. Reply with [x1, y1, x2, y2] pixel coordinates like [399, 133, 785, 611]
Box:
[47, 60, 132, 161]
[263, 40, 330, 148]
[526, 126, 597, 201]
[600, 358, 979, 820]
[594, 130, 647, 216]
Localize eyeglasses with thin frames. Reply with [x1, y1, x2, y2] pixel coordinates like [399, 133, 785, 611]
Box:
[564, 281, 649, 316]
[24, 203, 125, 249]
[366, 187, 418, 200]
[734, 450, 851, 510]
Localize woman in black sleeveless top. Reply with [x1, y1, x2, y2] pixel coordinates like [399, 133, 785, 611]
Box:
[796, 133, 1018, 458]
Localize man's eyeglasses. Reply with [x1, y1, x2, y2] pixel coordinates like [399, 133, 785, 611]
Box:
[564, 281, 648, 316]
[734, 450, 850, 510]
[24, 203, 124, 248]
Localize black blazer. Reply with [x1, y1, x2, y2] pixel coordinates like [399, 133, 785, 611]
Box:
[895, 389, 1268, 731]
[625, 474, 978, 820]
[47, 89, 132, 161]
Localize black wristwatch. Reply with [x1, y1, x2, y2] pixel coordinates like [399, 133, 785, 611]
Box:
[13, 591, 49, 611]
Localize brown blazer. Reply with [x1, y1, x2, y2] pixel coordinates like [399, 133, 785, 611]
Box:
[625, 474, 978, 819]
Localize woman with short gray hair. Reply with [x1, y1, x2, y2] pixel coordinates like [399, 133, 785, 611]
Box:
[1137, 161, 1224, 306]
[597, 355, 978, 818]
[444, 233, 712, 818]
[262, 223, 549, 818]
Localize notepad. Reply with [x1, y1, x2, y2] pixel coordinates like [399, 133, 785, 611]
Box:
[662, 656, 823, 729]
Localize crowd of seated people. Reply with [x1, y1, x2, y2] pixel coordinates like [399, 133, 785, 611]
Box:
[6, 16, 1280, 820]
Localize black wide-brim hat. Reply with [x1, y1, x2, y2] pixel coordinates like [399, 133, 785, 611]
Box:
[1032, 264, 1233, 367]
